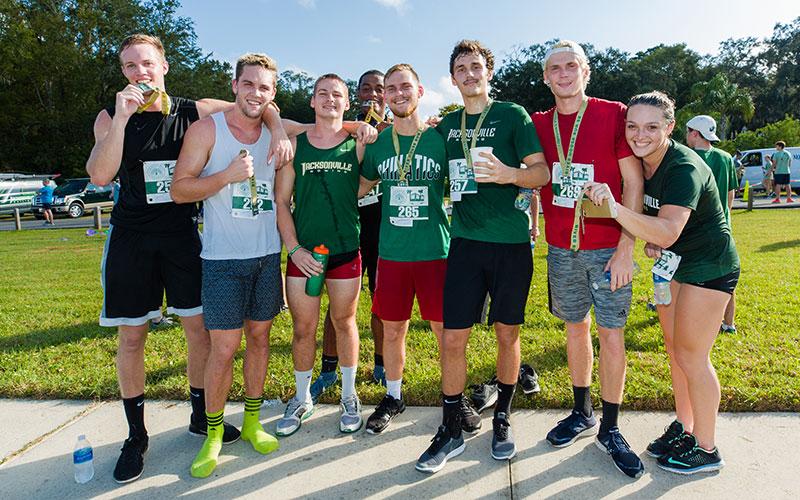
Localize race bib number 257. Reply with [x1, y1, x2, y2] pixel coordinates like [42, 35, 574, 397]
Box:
[143, 160, 176, 204]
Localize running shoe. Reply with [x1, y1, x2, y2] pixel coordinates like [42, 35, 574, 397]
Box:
[339, 394, 363, 433]
[415, 425, 465, 473]
[596, 425, 645, 478]
[275, 397, 314, 437]
[188, 418, 241, 444]
[460, 395, 482, 434]
[546, 409, 598, 447]
[113, 435, 149, 484]
[366, 394, 406, 434]
[372, 364, 386, 386]
[149, 316, 175, 331]
[469, 375, 498, 413]
[772, 197, 782, 204]
[491, 412, 516, 460]
[309, 370, 338, 404]
[657, 433, 725, 475]
[518, 364, 541, 394]
[787, 197, 795, 203]
[720, 324, 737, 334]
[646, 420, 686, 458]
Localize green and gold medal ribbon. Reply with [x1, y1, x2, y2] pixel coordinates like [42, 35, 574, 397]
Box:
[459, 99, 494, 170]
[362, 101, 384, 127]
[240, 149, 258, 216]
[553, 98, 589, 251]
[391, 126, 424, 184]
[136, 83, 171, 116]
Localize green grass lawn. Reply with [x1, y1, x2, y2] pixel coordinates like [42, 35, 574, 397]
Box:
[1, 209, 798, 411]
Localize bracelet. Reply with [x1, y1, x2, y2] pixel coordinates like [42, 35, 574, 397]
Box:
[288, 244, 302, 258]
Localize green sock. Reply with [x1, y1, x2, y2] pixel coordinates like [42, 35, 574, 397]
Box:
[241, 396, 279, 455]
[190, 410, 224, 478]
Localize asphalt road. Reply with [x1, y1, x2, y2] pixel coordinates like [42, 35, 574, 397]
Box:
[0, 214, 111, 231]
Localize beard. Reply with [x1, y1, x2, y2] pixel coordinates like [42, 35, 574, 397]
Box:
[391, 101, 418, 118]
[238, 99, 265, 119]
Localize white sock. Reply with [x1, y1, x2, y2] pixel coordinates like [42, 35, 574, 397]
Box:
[340, 365, 357, 399]
[386, 379, 402, 400]
[294, 369, 312, 404]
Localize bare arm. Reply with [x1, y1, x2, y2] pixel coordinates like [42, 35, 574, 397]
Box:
[473, 151, 550, 187]
[170, 118, 253, 203]
[358, 176, 380, 198]
[604, 155, 644, 290]
[530, 190, 541, 241]
[727, 189, 735, 209]
[195, 98, 233, 119]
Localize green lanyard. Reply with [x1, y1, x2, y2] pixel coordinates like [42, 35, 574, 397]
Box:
[553, 98, 588, 178]
[553, 99, 589, 251]
[392, 126, 424, 184]
[460, 99, 494, 169]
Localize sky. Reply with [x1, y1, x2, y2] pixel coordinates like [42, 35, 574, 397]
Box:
[178, 0, 800, 118]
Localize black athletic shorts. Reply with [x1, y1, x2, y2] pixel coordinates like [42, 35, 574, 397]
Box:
[359, 202, 381, 294]
[443, 237, 533, 329]
[774, 173, 790, 185]
[100, 225, 202, 326]
[681, 269, 739, 295]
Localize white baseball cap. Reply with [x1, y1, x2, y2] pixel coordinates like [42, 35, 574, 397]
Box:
[542, 40, 588, 70]
[686, 115, 720, 142]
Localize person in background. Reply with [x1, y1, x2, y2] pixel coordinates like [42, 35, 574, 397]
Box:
[38, 179, 55, 225]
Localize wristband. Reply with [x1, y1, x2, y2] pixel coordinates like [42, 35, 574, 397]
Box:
[288, 244, 302, 258]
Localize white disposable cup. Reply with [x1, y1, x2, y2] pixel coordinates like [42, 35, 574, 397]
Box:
[469, 146, 493, 178]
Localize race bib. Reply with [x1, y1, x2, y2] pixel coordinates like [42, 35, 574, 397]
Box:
[231, 179, 273, 219]
[389, 185, 429, 227]
[552, 162, 594, 208]
[448, 159, 478, 202]
[651, 250, 681, 281]
[143, 160, 176, 204]
[358, 183, 381, 207]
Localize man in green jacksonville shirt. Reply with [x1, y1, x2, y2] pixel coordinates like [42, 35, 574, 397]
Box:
[416, 40, 550, 473]
[770, 140, 795, 203]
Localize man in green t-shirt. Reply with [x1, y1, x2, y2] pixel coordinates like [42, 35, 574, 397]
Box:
[274, 74, 368, 437]
[416, 40, 550, 474]
[770, 141, 794, 203]
[358, 64, 453, 435]
[686, 115, 740, 333]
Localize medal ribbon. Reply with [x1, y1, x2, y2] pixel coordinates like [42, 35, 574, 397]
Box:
[392, 126, 424, 184]
[459, 99, 494, 169]
[553, 99, 589, 251]
[136, 84, 171, 116]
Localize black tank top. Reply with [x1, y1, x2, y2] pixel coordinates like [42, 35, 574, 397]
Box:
[107, 96, 199, 233]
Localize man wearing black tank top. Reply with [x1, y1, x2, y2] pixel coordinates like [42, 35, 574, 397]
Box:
[85, 34, 289, 484]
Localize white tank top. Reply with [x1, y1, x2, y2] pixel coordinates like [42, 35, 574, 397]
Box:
[200, 112, 280, 260]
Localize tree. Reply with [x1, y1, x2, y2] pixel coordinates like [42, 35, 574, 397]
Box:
[437, 103, 462, 117]
[677, 74, 755, 140]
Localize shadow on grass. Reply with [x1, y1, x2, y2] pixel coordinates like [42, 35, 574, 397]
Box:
[758, 239, 800, 252]
[0, 322, 116, 352]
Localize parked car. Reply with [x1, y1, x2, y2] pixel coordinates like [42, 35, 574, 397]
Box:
[0, 173, 53, 215]
[738, 147, 800, 193]
[31, 178, 113, 218]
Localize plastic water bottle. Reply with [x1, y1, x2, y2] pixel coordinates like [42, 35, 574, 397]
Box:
[73, 435, 94, 484]
[515, 187, 534, 211]
[305, 244, 329, 297]
[653, 273, 672, 305]
[592, 271, 612, 291]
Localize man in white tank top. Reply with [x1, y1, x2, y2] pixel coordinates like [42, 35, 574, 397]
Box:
[171, 53, 283, 478]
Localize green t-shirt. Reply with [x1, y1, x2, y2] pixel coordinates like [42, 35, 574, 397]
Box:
[436, 100, 542, 244]
[361, 126, 450, 262]
[643, 140, 739, 283]
[693, 147, 738, 224]
[292, 132, 360, 255]
[772, 149, 792, 175]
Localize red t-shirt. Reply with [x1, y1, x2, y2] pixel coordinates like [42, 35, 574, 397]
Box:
[532, 97, 634, 250]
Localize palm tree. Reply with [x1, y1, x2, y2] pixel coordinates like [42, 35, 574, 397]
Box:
[684, 74, 755, 140]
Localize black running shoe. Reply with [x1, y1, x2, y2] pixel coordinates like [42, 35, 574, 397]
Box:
[491, 412, 516, 460]
[657, 433, 725, 475]
[415, 425, 465, 474]
[189, 418, 241, 444]
[460, 395, 482, 434]
[469, 376, 498, 413]
[595, 425, 645, 479]
[646, 420, 685, 458]
[518, 364, 540, 394]
[113, 435, 148, 484]
[546, 409, 598, 447]
[366, 394, 406, 434]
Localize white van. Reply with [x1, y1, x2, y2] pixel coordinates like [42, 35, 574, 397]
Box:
[0, 173, 53, 215]
[738, 147, 800, 192]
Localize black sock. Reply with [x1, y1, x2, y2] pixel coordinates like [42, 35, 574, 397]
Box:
[442, 392, 463, 436]
[374, 353, 384, 368]
[573, 386, 593, 417]
[189, 386, 205, 423]
[494, 382, 516, 419]
[600, 400, 620, 433]
[123, 394, 147, 439]
[321, 355, 338, 374]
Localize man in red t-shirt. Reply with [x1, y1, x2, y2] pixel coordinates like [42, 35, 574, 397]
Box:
[532, 40, 644, 478]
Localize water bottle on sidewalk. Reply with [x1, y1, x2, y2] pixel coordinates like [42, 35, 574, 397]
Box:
[73, 435, 94, 484]
[653, 273, 672, 305]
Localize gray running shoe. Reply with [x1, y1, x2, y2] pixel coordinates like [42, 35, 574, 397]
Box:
[491, 412, 516, 460]
[415, 425, 465, 473]
[339, 394, 363, 433]
[275, 397, 314, 437]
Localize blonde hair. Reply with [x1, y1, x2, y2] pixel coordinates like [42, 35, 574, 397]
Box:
[385, 63, 419, 83]
[119, 34, 165, 63]
[235, 53, 278, 82]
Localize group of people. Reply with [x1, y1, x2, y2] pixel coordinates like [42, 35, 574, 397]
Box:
[87, 34, 739, 484]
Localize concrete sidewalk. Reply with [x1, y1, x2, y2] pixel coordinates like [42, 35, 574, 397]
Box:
[1, 400, 797, 499]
